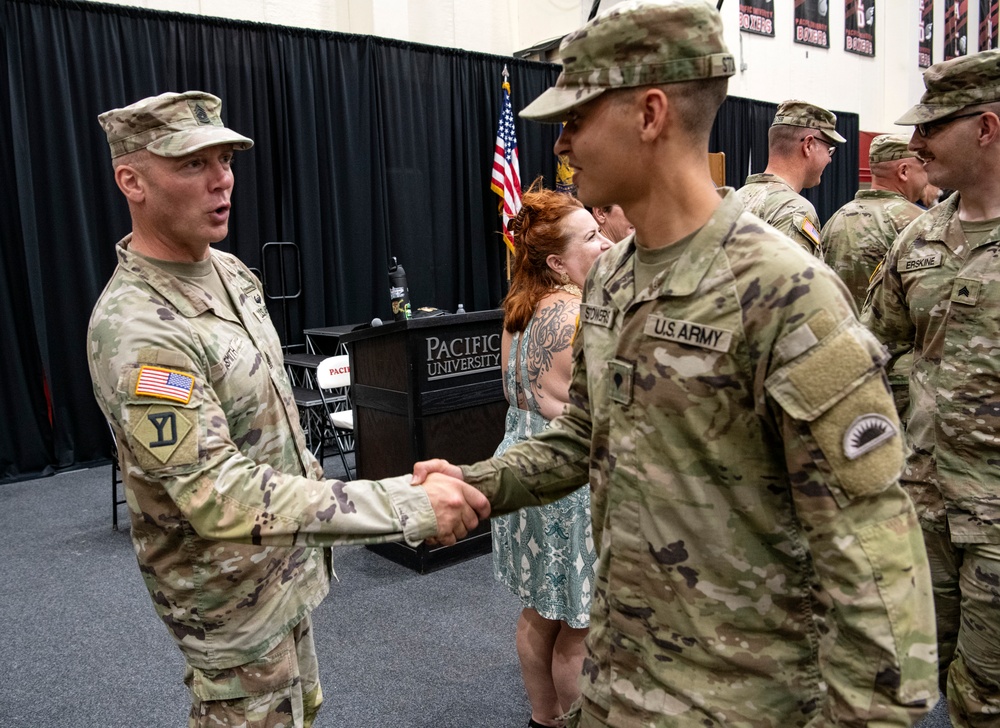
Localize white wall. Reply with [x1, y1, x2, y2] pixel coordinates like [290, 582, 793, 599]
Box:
[722, 0, 979, 132]
[84, 0, 989, 132]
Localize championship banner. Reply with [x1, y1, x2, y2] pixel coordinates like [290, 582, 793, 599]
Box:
[845, 0, 876, 56]
[981, 0, 999, 50]
[919, 0, 934, 68]
[794, 0, 830, 48]
[740, 0, 775, 37]
[945, 0, 969, 60]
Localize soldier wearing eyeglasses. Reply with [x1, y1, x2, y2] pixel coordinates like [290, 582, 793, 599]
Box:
[736, 100, 844, 257]
[863, 49, 1000, 727]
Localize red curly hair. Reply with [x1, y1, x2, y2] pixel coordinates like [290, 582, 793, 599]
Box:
[502, 180, 584, 333]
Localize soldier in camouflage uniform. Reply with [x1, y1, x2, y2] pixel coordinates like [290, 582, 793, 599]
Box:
[414, 2, 937, 726]
[736, 100, 846, 257]
[823, 134, 927, 417]
[863, 49, 1000, 727]
[88, 91, 488, 728]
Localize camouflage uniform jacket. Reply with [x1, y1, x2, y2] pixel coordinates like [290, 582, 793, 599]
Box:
[862, 193, 1000, 543]
[463, 190, 937, 727]
[736, 173, 823, 257]
[87, 237, 436, 670]
[822, 190, 923, 310]
[824, 191, 922, 419]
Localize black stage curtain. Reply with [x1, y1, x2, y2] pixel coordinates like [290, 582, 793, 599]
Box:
[1, 0, 858, 480]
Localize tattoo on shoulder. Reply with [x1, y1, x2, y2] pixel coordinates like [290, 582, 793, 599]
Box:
[526, 300, 576, 396]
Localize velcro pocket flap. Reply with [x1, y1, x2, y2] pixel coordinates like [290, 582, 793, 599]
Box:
[765, 319, 888, 422]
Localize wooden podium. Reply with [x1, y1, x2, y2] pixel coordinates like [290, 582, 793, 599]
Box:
[340, 309, 506, 572]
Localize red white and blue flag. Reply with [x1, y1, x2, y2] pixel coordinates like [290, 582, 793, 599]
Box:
[135, 366, 194, 404]
[491, 67, 522, 253]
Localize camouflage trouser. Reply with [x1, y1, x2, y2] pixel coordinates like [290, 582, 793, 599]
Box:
[923, 529, 1000, 727]
[186, 615, 323, 728]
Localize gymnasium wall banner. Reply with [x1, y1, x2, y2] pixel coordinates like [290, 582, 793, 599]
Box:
[920, 0, 934, 67]
[981, 0, 999, 50]
[740, 0, 775, 36]
[945, 0, 969, 60]
[794, 0, 830, 48]
[845, 0, 876, 56]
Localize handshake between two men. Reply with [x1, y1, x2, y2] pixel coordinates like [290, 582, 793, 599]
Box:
[411, 459, 482, 546]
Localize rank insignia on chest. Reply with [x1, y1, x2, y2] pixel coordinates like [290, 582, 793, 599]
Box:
[135, 366, 194, 404]
[607, 360, 633, 405]
[950, 277, 981, 305]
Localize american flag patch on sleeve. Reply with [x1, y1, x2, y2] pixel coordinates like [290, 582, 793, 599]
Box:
[135, 366, 194, 404]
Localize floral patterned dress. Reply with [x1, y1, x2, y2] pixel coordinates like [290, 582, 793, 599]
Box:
[490, 318, 596, 628]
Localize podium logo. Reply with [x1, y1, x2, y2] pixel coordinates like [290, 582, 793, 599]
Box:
[426, 334, 501, 381]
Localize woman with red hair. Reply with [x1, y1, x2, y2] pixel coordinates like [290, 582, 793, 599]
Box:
[492, 182, 612, 728]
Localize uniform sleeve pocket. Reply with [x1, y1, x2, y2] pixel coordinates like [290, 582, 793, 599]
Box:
[765, 320, 903, 501]
[857, 511, 938, 705]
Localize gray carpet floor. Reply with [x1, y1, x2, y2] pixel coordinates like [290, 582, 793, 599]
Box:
[0, 461, 952, 727]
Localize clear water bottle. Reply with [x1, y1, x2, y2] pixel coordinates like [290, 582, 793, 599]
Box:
[388, 257, 411, 321]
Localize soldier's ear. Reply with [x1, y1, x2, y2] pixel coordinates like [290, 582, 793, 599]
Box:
[637, 87, 669, 142]
[115, 163, 146, 202]
[977, 110, 1000, 147]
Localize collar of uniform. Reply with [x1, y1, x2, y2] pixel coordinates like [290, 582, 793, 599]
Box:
[743, 172, 794, 191]
[631, 187, 739, 302]
[923, 191, 963, 246]
[116, 236, 225, 320]
[855, 189, 907, 201]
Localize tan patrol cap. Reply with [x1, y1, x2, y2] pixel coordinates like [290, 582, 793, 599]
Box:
[897, 49, 1000, 125]
[772, 99, 847, 145]
[520, 0, 735, 124]
[868, 134, 917, 164]
[98, 91, 253, 159]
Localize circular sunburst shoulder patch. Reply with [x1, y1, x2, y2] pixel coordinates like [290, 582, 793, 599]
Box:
[843, 413, 897, 461]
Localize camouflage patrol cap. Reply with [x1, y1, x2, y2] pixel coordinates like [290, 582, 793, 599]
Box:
[98, 91, 253, 159]
[772, 100, 847, 144]
[896, 49, 1000, 125]
[868, 134, 917, 164]
[520, 0, 735, 123]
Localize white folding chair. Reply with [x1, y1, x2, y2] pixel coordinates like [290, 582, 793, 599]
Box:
[316, 355, 355, 478]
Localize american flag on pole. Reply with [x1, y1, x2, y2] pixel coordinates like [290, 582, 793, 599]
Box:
[491, 66, 522, 252]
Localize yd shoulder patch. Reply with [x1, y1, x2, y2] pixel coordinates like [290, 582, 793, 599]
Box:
[130, 404, 197, 466]
[135, 366, 194, 404]
[644, 315, 732, 353]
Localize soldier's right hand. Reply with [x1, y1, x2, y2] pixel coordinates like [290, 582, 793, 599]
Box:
[418, 473, 490, 546]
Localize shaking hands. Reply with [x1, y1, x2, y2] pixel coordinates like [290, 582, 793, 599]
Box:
[412, 459, 489, 546]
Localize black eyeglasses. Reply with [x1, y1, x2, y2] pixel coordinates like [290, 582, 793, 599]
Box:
[800, 136, 836, 157]
[915, 111, 985, 138]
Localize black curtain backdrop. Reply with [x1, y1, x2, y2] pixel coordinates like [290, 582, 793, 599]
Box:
[1, 0, 858, 481]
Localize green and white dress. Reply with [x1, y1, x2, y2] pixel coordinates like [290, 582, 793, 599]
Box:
[490, 319, 596, 628]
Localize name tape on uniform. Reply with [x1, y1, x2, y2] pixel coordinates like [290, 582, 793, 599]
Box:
[581, 303, 615, 328]
[644, 315, 732, 353]
[897, 252, 942, 272]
